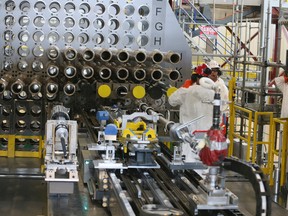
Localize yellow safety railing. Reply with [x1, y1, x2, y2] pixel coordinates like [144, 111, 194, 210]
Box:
[270, 118, 288, 186]
[228, 77, 236, 156]
[252, 112, 273, 174]
[0, 134, 9, 157]
[0, 134, 43, 158]
[229, 105, 253, 161]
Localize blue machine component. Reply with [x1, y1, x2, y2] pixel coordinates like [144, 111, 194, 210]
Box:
[104, 124, 118, 136]
[96, 111, 110, 122]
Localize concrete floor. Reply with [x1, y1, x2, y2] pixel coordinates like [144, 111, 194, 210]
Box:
[0, 158, 288, 215]
[0, 158, 112, 216]
[226, 181, 288, 216]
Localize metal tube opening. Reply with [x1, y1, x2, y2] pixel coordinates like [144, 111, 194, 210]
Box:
[117, 68, 129, 80]
[64, 47, 77, 61]
[11, 80, 24, 94]
[81, 66, 94, 79]
[63, 83, 76, 96]
[116, 86, 128, 97]
[100, 50, 112, 62]
[29, 81, 41, 94]
[64, 66, 77, 78]
[117, 50, 129, 63]
[135, 51, 147, 63]
[152, 51, 164, 64]
[47, 65, 59, 77]
[151, 69, 163, 81]
[168, 70, 180, 81]
[166, 52, 181, 64]
[133, 69, 146, 81]
[99, 67, 112, 80]
[81, 48, 95, 61]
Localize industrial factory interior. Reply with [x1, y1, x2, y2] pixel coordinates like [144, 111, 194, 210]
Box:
[2, 0, 288, 215]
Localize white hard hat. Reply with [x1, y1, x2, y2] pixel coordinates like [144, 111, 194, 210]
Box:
[208, 60, 220, 69]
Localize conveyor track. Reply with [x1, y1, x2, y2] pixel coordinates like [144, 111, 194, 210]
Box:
[223, 157, 271, 216]
[121, 174, 146, 213]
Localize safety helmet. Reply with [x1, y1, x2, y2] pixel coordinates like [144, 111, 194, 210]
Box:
[194, 63, 209, 77]
[208, 60, 220, 69]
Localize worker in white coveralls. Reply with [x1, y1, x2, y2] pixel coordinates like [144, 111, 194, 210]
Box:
[168, 72, 215, 162]
[169, 71, 215, 129]
[270, 70, 288, 187]
[274, 71, 288, 118]
[206, 60, 229, 112]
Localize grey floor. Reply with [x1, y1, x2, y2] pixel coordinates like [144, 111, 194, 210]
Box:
[0, 158, 288, 216]
[0, 158, 46, 216]
[0, 158, 118, 216]
[226, 181, 288, 216]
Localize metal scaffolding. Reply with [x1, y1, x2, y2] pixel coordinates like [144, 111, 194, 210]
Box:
[172, 0, 288, 201]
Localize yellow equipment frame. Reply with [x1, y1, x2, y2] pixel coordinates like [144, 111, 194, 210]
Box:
[270, 118, 288, 186]
[0, 134, 43, 158]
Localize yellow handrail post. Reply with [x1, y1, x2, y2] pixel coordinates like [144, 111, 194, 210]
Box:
[228, 77, 236, 156]
[246, 109, 252, 162]
[280, 119, 288, 186]
[252, 112, 273, 174]
[267, 113, 274, 176]
[7, 135, 16, 158]
[232, 106, 253, 161]
[252, 112, 259, 163]
[269, 119, 276, 186]
[270, 118, 288, 187]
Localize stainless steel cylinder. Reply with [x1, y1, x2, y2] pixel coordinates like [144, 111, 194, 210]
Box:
[99, 67, 112, 80]
[134, 49, 147, 63]
[17, 60, 29, 71]
[32, 60, 44, 72]
[16, 105, 27, 116]
[64, 65, 77, 78]
[3, 90, 13, 100]
[164, 51, 181, 64]
[31, 105, 42, 117]
[47, 63, 60, 78]
[63, 47, 77, 61]
[63, 83, 76, 96]
[17, 90, 28, 100]
[0, 77, 9, 94]
[29, 79, 42, 95]
[47, 46, 60, 60]
[117, 49, 129, 63]
[1, 119, 10, 132]
[79, 48, 95, 62]
[148, 68, 163, 81]
[132, 68, 146, 81]
[81, 66, 94, 79]
[273, 168, 280, 195]
[164, 69, 180, 82]
[30, 120, 41, 132]
[116, 68, 129, 81]
[46, 82, 59, 100]
[95, 48, 112, 62]
[208, 167, 219, 189]
[149, 50, 164, 64]
[11, 78, 25, 95]
[116, 85, 128, 97]
[3, 61, 13, 71]
[16, 120, 27, 131]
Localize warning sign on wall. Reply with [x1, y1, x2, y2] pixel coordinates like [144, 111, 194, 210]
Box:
[199, 26, 218, 39]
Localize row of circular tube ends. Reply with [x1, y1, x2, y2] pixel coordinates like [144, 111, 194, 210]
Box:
[49, 46, 181, 65]
[0, 74, 76, 100]
[0, 74, 146, 100]
[47, 63, 181, 82]
[46, 47, 182, 82]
